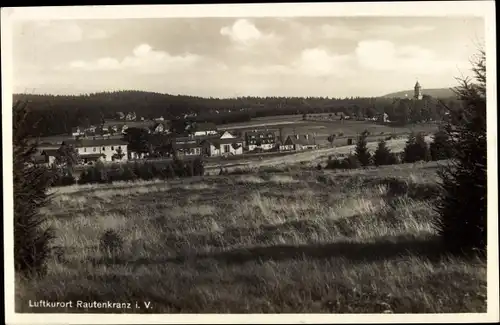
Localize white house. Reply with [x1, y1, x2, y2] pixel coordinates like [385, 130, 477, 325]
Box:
[201, 131, 244, 156]
[67, 138, 129, 164]
[245, 130, 277, 151]
[173, 140, 203, 157]
[279, 134, 318, 152]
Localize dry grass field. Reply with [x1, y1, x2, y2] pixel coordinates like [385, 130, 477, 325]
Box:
[16, 161, 486, 313]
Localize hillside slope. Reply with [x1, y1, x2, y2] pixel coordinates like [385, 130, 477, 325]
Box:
[383, 88, 456, 99]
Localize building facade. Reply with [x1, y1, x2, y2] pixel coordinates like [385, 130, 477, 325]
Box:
[67, 138, 129, 164]
[245, 130, 277, 151]
[201, 131, 244, 156]
[279, 134, 317, 151]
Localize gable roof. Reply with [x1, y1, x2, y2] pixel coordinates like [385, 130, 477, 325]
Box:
[201, 137, 244, 147]
[285, 135, 316, 146]
[245, 130, 277, 137]
[42, 149, 59, 157]
[173, 141, 202, 149]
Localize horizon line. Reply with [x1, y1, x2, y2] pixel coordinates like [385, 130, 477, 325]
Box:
[12, 86, 456, 100]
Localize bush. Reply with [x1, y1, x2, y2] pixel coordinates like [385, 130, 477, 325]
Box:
[325, 158, 345, 169]
[78, 161, 109, 184]
[433, 49, 487, 257]
[99, 229, 124, 256]
[373, 140, 398, 166]
[52, 171, 77, 187]
[344, 154, 361, 169]
[13, 101, 55, 277]
[73, 157, 204, 186]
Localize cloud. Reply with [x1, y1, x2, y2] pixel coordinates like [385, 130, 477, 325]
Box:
[30, 21, 108, 43]
[240, 47, 354, 78]
[320, 24, 361, 39]
[294, 48, 353, 77]
[318, 23, 435, 40]
[63, 43, 202, 73]
[368, 25, 435, 37]
[355, 40, 468, 74]
[220, 19, 276, 47]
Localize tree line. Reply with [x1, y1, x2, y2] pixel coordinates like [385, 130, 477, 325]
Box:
[323, 128, 452, 170]
[15, 91, 460, 138]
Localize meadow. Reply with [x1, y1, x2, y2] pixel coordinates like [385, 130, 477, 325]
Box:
[220, 117, 438, 147]
[16, 161, 486, 313]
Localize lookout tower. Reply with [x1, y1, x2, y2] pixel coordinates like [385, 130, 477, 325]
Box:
[414, 81, 423, 100]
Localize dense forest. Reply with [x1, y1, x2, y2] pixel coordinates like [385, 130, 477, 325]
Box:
[14, 90, 460, 138]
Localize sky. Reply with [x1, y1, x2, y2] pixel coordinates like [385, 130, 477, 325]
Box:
[12, 16, 484, 98]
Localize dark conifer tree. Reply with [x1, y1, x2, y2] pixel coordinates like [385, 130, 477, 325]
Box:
[13, 101, 55, 277]
[434, 49, 487, 257]
[355, 130, 371, 166]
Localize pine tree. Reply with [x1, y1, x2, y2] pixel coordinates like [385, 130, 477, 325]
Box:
[373, 140, 397, 166]
[13, 101, 55, 277]
[403, 132, 430, 163]
[355, 130, 371, 166]
[430, 128, 453, 161]
[434, 49, 487, 256]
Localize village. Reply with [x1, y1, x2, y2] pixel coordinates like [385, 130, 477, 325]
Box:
[35, 111, 323, 166]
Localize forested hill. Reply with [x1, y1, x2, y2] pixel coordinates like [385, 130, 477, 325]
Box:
[13, 90, 459, 137]
[383, 88, 456, 99]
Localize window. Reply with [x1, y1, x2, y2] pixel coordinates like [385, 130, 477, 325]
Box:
[223, 144, 230, 153]
[102, 147, 106, 151]
[111, 146, 114, 150]
[83, 148, 87, 152]
[93, 147, 96, 152]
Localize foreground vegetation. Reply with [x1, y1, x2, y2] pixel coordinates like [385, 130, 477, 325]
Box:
[16, 162, 486, 313]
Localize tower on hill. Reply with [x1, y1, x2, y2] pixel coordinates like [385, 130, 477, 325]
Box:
[414, 81, 423, 100]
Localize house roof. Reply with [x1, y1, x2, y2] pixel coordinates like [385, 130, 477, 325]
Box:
[285, 135, 316, 146]
[245, 130, 277, 137]
[202, 137, 244, 146]
[66, 138, 128, 147]
[42, 149, 59, 156]
[173, 141, 202, 149]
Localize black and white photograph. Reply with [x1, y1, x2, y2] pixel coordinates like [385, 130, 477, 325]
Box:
[2, 2, 498, 324]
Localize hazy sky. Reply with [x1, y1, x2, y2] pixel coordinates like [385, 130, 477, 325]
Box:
[13, 16, 484, 98]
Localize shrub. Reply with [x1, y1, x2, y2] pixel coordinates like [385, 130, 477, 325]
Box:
[344, 154, 361, 169]
[430, 128, 453, 161]
[355, 130, 371, 166]
[403, 132, 431, 163]
[192, 157, 205, 176]
[433, 49, 487, 257]
[78, 161, 109, 184]
[373, 140, 397, 166]
[325, 158, 345, 169]
[13, 101, 55, 277]
[99, 229, 124, 256]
